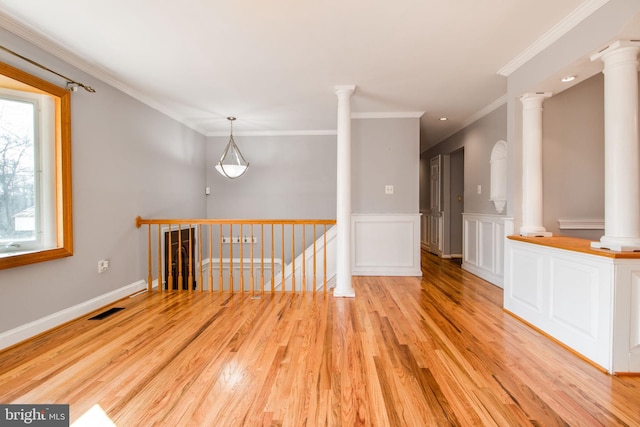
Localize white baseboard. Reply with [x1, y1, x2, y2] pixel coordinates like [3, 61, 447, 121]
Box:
[462, 262, 504, 288]
[0, 280, 147, 351]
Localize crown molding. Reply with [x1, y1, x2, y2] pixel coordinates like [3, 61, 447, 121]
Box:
[498, 0, 611, 76]
[0, 10, 206, 135]
[461, 94, 507, 128]
[432, 94, 507, 146]
[207, 130, 338, 137]
[351, 111, 425, 119]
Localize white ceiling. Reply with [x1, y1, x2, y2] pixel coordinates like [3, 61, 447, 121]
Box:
[0, 0, 622, 147]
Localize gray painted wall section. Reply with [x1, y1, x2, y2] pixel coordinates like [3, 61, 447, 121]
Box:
[352, 118, 420, 214]
[0, 29, 206, 334]
[206, 135, 336, 219]
[542, 74, 606, 240]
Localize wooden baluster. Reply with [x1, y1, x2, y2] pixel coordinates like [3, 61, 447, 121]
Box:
[261, 224, 265, 295]
[219, 224, 223, 294]
[198, 224, 203, 291]
[157, 225, 162, 293]
[239, 224, 244, 295]
[188, 224, 193, 291]
[323, 224, 327, 295]
[229, 224, 234, 294]
[291, 224, 296, 293]
[209, 224, 213, 292]
[281, 224, 285, 293]
[177, 226, 183, 291]
[302, 225, 306, 293]
[167, 224, 173, 291]
[313, 224, 317, 294]
[250, 224, 254, 296]
[271, 224, 275, 294]
[147, 224, 152, 292]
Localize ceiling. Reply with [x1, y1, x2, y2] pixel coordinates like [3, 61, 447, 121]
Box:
[0, 0, 621, 148]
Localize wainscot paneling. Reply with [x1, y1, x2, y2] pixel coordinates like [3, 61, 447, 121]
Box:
[462, 213, 506, 288]
[505, 237, 640, 374]
[352, 214, 422, 276]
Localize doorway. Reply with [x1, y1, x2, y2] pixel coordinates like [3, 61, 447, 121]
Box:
[448, 149, 464, 258]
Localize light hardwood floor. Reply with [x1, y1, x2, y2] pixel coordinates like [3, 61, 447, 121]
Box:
[1, 252, 639, 426]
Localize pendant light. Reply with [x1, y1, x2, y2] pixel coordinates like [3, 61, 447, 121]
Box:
[215, 116, 249, 179]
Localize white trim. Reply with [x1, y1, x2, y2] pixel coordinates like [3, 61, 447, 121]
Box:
[352, 214, 422, 276]
[351, 111, 425, 119]
[206, 130, 338, 137]
[462, 213, 506, 288]
[0, 280, 147, 350]
[497, 0, 611, 76]
[558, 219, 605, 230]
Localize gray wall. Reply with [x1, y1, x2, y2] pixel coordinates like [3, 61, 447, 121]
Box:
[206, 135, 336, 219]
[423, 104, 507, 216]
[0, 29, 206, 334]
[352, 118, 420, 214]
[542, 74, 605, 240]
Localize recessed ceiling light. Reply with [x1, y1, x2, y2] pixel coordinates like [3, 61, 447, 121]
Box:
[439, 117, 448, 121]
[561, 75, 576, 82]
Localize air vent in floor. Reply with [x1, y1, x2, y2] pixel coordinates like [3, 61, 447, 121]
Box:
[89, 307, 124, 320]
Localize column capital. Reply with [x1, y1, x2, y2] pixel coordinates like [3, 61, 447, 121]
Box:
[335, 85, 356, 96]
[590, 40, 640, 63]
[520, 92, 552, 105]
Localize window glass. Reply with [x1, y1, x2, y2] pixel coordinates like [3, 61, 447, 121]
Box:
[0, 62, 73, 269]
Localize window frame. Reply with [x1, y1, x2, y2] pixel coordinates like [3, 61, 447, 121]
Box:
[0, 61, 73, 269]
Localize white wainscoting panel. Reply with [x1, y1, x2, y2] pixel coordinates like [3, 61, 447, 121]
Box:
[462, 213, 506, 288]
[352, 214, 422, 276]
[503, 238, 640, 373]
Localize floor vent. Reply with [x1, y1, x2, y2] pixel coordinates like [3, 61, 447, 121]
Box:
[89, 307, 124, 320]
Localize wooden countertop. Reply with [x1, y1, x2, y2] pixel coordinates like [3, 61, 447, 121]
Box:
[507, 235, 640, 259]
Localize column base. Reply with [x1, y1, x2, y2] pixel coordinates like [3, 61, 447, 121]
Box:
[520, 231, 553, 237]
[333, 288, 356, 298]
[520, 225, 552, 237]
[591, 240, 640, 252]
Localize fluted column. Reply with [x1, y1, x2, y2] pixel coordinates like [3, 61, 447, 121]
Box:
[520, 92, 552, 237]
[591, 41, 640, 251]
[334, 85, 356, 297]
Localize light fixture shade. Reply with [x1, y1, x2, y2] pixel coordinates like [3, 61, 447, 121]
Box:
[215, 117, 249, 179]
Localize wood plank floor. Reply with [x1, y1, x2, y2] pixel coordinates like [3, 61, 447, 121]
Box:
[1, 251, 640, 426]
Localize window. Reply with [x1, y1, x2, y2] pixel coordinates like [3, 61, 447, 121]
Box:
[0, 61, 72, 269]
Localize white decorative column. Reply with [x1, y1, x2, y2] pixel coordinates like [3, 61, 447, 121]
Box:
[591, 41, 640, 251]
[520, 92, 552, 237]
[334, 85, 356, 297]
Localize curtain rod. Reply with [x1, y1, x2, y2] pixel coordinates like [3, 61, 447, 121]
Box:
[0, 44, 96, 93]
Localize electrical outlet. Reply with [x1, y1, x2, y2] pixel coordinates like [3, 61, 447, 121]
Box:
[98, 259, 110, 273]
[385, 185, 394, 195]
[222, 236, 257, 244]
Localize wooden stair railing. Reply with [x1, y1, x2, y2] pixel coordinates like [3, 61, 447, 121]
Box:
[135, 217, 336, 295]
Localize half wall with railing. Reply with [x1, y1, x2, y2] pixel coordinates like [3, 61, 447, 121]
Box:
[135, 217, 337, 295]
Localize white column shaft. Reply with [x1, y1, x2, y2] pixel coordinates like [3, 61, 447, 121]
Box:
[600, 45, 640, 249]
[334, 85, 356, 297]
[520, 93, 552, 237]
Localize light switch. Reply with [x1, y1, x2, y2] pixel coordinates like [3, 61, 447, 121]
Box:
[477, 185, 482, 194]
[385, 185, 394, 195]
